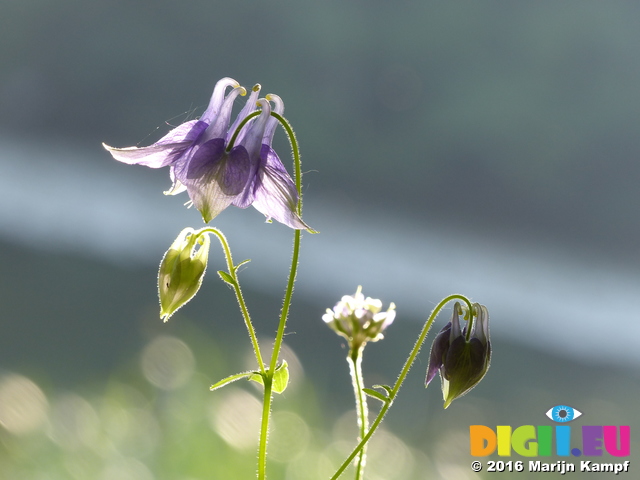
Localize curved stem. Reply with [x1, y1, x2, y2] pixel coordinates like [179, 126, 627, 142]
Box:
[348, 347, 368, 480]
[330, 294, 473, 480]
[390, 294, 471, 398]
[201, 227, 265, 375]
[270, 112, 303, 215]
[257, 112, 305, 480]
[226, 110, 260, 151]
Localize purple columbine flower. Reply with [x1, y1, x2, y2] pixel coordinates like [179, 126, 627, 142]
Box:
[103, 78, 310, 230]
[425, 302, 491, 409]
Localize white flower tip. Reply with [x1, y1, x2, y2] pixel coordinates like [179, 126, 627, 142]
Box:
[217, 77, 240, 88]
[265, 94, 284, 114]
[252, 84, 261, 92]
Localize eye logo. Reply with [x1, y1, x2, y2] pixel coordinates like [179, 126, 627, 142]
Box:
[546, 405, 582, 423]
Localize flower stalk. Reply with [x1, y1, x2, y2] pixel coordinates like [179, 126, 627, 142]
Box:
[202, 227, 266, 375]
[330, 294, 476, 480]
[257, 111, 305, 480]
[348, 346, 368, 480]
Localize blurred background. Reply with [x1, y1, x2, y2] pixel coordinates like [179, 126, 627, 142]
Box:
[1, 1, 639, 478]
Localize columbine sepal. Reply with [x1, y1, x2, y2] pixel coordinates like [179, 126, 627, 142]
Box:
[158, 227, 211, 322]
[322, 286, 396, 351]
[425, 302, 491, 409]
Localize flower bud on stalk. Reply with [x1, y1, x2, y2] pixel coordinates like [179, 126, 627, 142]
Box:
[425, 302, 491, 408]
[158, 228, 211, 322]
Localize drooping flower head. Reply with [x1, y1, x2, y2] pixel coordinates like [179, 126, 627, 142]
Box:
[103, 78, 310, 230]
[322, 286, 396, 352]
[425, 302, 491, 408]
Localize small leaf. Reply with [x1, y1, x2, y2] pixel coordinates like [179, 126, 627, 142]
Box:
[217, 270, 235, 285]
[248, 372, 265, 386]
[210, 371, 252, 391]
[363, 388, 390, 404]
[273, 360, 290, 394]
[234, 259, 251, 274]
[372, 384, 393, 397]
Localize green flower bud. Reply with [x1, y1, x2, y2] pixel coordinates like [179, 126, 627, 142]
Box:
[158, 228, 211, 322]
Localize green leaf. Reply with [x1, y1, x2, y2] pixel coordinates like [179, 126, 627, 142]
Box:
[272, 360, 289, 394]
[244, 362, 289, 394]
[210, 371, 252, 391]
[217, 270, 235, 285]
[372, 384, 393, 397]
[248, 372, 265, 386]
[233, 259, 251, 274]
[363, 388, 390, 404]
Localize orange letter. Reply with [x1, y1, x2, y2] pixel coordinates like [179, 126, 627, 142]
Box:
[470, 425, 496, 456]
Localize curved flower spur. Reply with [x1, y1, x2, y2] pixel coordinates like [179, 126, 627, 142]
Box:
[103, 78, 311, 230]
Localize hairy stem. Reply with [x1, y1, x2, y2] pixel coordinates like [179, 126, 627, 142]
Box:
[330, 294, 473, 480]
[348, 346, 368, 480]
[202, 227, 265, 374]
[257, 111, 305, 480]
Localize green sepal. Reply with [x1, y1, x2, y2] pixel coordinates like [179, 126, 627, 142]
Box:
[363, 388, 391, 404]
[217, 270, 235, 286]
[210, 371, 253, 391]
[233, 259, 251, 273]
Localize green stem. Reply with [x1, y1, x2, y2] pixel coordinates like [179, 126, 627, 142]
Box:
[330, 294, 473, 480]
[258, 376, 273, 480]
[201, 227, 265, 375]
[348, 346, 368, 480]
[226, 110, 260, 152]
[257, 111, 305, 480]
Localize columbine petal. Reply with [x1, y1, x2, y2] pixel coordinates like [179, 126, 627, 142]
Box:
[200, 77, 241, 124]
[263, 93, 284, 144]
[229, 98, 271, 209]
[165, 167, 188, 196]
[227, 84, 261, 145]
[103, 120, 206, 168]
[177, 138, 253, 223]
[252, 145, 310, 230]
[200, 85, 246, 144]
[425, 321, 452, 386]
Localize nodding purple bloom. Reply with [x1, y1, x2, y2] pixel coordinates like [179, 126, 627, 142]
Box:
[103, 78, 310, 230]
[426, 302, 491, 409]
